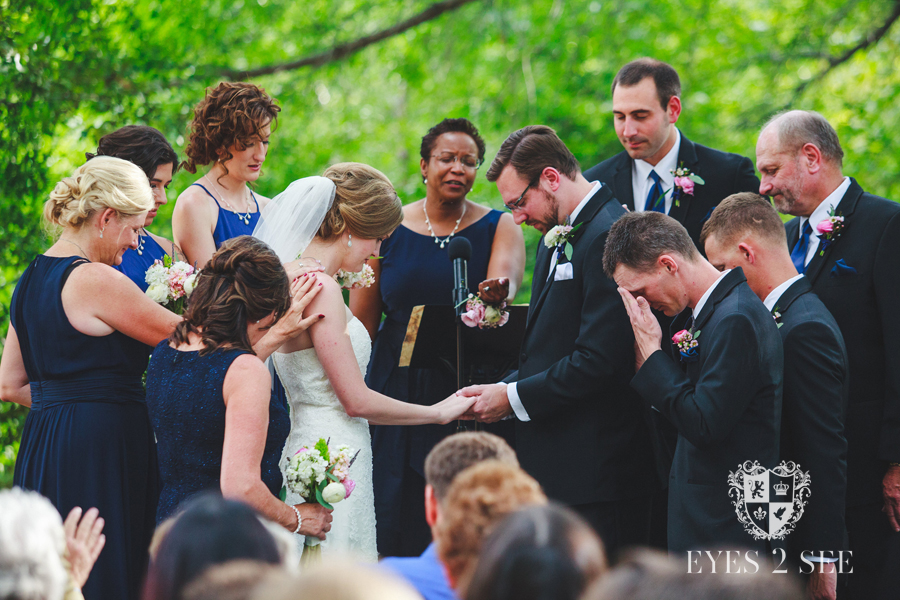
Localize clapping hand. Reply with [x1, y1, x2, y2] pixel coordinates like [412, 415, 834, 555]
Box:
[64, 506, 106, 589]
[477, 278, 509, 304]
[618, 287, 662, 372]
[432, 393, 477, 425]
[457, 383, 512, 423]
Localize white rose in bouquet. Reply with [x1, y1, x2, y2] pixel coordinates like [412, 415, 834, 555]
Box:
[322, 481, 347, 504]
[146, 283, 169, 304]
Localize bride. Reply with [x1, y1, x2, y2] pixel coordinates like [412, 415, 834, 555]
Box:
[253, 163, 475, 562]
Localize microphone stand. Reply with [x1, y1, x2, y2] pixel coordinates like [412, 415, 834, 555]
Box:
[449, 237, 473, 432]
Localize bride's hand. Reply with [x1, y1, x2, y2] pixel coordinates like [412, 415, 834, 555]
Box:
[269, 274, 324, 341]
[432, 393, 477, 425]
[295, 503, 333, 540]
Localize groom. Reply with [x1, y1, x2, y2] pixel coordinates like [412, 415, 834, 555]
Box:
[459, 125, 658, 558]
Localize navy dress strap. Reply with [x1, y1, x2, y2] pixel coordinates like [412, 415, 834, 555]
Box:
[191, 183, 262, 248]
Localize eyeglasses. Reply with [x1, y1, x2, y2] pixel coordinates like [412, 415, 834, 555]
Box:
[431, 153, 482, 170]
[505, 174, 540, 212]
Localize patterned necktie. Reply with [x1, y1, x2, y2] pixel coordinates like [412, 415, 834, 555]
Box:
[790, 221, 813, 274]
[647, 170, 665, 213]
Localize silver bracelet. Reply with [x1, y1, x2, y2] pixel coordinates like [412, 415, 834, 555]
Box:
[291, 505, 302, 534]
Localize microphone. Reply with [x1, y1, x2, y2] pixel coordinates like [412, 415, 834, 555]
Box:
[448, 237, 472, 317]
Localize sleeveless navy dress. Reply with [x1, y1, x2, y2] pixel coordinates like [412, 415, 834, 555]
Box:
[145, 341, 290, 522]
[11, 255, 158, 600]
[190, 183, 261, 249]
[114, 233, 169, 291]
[368, 209, 514, 556]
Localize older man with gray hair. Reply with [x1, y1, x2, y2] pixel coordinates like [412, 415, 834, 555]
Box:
[756, 110, 900, 600]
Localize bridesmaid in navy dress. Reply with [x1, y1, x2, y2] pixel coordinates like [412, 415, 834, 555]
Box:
[87, 125, 181, 290]
[0, 157, 183, 600]
[351, 119, 526, 556]
[144, 236, 333, 538]
[172, 82, 281, 270]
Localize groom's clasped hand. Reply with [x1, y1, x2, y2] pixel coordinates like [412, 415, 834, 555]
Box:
[455, 384, 511, 423]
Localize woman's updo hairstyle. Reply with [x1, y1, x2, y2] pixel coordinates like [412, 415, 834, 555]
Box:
[43, 156, 153, 231]
[319, 162, 403, 241]
[171, 236, 290, 356]
[87, 125, 179, 179]
[182, 82, 280, 178]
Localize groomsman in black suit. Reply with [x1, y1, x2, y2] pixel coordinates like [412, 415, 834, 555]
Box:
[702, 192, 849, 600]
[756, 110, 900, 600]
[603, 211, 783, 555]
[582, 58, 759, 251]
[459, 126, 658, 559]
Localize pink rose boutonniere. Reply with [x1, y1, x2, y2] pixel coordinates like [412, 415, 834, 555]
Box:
[815, 206, 845, 255]
[670, 164, 705, 208]
[672, 328, 701, 362]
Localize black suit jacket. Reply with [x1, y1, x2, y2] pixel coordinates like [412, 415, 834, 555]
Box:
[785, 178, 900, 507]
[631, 268, 783, 553]
[774, 277, 848, 555]
[582, 133, 760, 250]
[507, 184, 657, 506]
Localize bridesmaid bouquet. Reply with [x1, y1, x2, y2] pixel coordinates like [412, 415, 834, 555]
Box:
[284, 438, 359, 563]
[144, 255, 198, 314]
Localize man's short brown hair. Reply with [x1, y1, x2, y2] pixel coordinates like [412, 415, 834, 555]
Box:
[700, 192, 787, 251]
[424, 432, 518, 501]
[602, 212, 699, 278]
[612, 58, 681, 110]
[486, 125, 580, 183]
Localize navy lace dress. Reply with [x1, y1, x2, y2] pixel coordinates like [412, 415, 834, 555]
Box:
[11, 255, 158, 600]
[368, 209, 514, 556]
[114, 232, 168, 291]
[145, 341, 290, 522]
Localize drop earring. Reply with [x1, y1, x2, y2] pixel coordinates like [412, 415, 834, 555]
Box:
[348, 234, 353, 247]
[99, 228, 104, 239]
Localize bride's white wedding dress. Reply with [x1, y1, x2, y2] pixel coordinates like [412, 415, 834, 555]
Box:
[273, 308, 377, 562]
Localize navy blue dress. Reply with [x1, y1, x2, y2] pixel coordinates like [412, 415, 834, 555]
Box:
[145, 341, 290, 522]
[368, 209, 514, 556]
[12, 255, 158, 600]
[114, 233, 169, 292]
[190, 183, 261, 249]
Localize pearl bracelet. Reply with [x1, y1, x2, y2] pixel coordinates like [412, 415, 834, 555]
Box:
[291, 505, 302, 534]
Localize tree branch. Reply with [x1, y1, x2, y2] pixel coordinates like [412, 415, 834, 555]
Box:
[221, 0, 481, 80]
[792, 0, 900, 99]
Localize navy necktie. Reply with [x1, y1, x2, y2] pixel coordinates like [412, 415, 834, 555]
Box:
[790, 221, 813, 274]
[647, 170, 665, 213]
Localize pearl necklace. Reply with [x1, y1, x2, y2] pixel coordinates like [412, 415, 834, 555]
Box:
[423, 199, 466, 249]
[204, 175, 253, 225]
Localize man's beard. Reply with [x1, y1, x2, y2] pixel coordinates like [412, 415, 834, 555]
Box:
[771, 161, 805, 214]
[530, 188, 561, 234]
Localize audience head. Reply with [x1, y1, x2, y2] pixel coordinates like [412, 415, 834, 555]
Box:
[142, 493, 281, 600]
[465, 503, 607, 600]
[486, 125, 581, 233]
[435, 460, 547, 594]
[419, 118, 486, 201]
[756, 110, 844, 217]
[87, 125, 179, 229]
[701, 193, 795, 299]
[181, 560, 278, 600]
[171, 235, 290, 356]
[603, 211, 701, 316]
[611, 58, 682, 164]
[182, 82, 280, 181]
[252, 561, 421, 600]
[585, 549, 803, 600]
[0, 488, 68, 600]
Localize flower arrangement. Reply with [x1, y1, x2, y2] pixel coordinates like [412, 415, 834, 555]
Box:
[672, 328, 701, 362]
[460, 293, 509, 329]
[284, 438, 358, 561]
[144, 255, 198, 314]
[544, 222, 582, 261]
[815, 206, 845, 255]
[670, 164, 705, 207]
[333, 263, 376, 289]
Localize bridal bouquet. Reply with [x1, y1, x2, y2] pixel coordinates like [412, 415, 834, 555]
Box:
[460, 293, 509, 329]
[284, 438, 359, 563]
[144, 255, 198, 314]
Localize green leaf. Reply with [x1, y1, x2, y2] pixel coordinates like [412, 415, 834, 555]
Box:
[279, 486, 287, 502]
[689, 174, 706, 185]
[326, 471, 340, 482]
[314, 438, 330, 462]
[314, 484, 334, 510]
[693, 329, 701, 339]
[564, 242, 574, 261]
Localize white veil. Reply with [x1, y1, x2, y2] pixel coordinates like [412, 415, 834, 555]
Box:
[252, 176, 336, 262]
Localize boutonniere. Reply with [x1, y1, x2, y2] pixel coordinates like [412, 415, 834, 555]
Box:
[772, 306, 784, 329]
[815, 206, 845, 255]
[672, 327, 701, 362]
[670, 163, 705, 207]
[334, 263, 376, 289]
[544, 222, 583, 261]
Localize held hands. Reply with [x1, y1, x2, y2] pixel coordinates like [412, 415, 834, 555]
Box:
[269, 274, 325, 342]
[296, 502, 333, 541]
[63, 506, 106, 589]
[478, 278, 510, 304]
[432, 393, 477, 425]
[457, 383, 512, 423]
[618, 287, 662, 372]
[883, 465, 900, 532]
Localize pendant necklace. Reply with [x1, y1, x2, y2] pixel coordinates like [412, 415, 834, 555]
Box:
[137, 229, 146, 256]
[59, 238, 91, 261]
[205, 174, 253, 225]
[423, 199, 466, 249]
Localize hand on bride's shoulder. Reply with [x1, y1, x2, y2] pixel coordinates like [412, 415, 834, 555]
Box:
[432, 392, 477, 425]
[268, 273, 326, 341]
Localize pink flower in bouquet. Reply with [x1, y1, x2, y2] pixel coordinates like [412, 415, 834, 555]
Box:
[498, 311, 510, 327]
[816, 220, 834, 235]
[343, 478, 356, 498]
[674, 176, 694, 195]
[672, 329, 690, 345]
[461, 303, 485, 328]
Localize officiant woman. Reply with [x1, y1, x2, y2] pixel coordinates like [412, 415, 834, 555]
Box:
[350, 118, 525, 556]
[0, 156, 184, 600]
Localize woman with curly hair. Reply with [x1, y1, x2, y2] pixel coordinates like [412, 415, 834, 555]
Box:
[172, 82, 281, 269]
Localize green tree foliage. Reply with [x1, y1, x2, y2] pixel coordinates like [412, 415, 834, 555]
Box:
[2, 0, 899, 486]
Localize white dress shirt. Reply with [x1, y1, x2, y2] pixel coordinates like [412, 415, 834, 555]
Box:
[632, 129, 681, 213]
[763, 274, 805, 312]
[797, 177, 851, 266]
